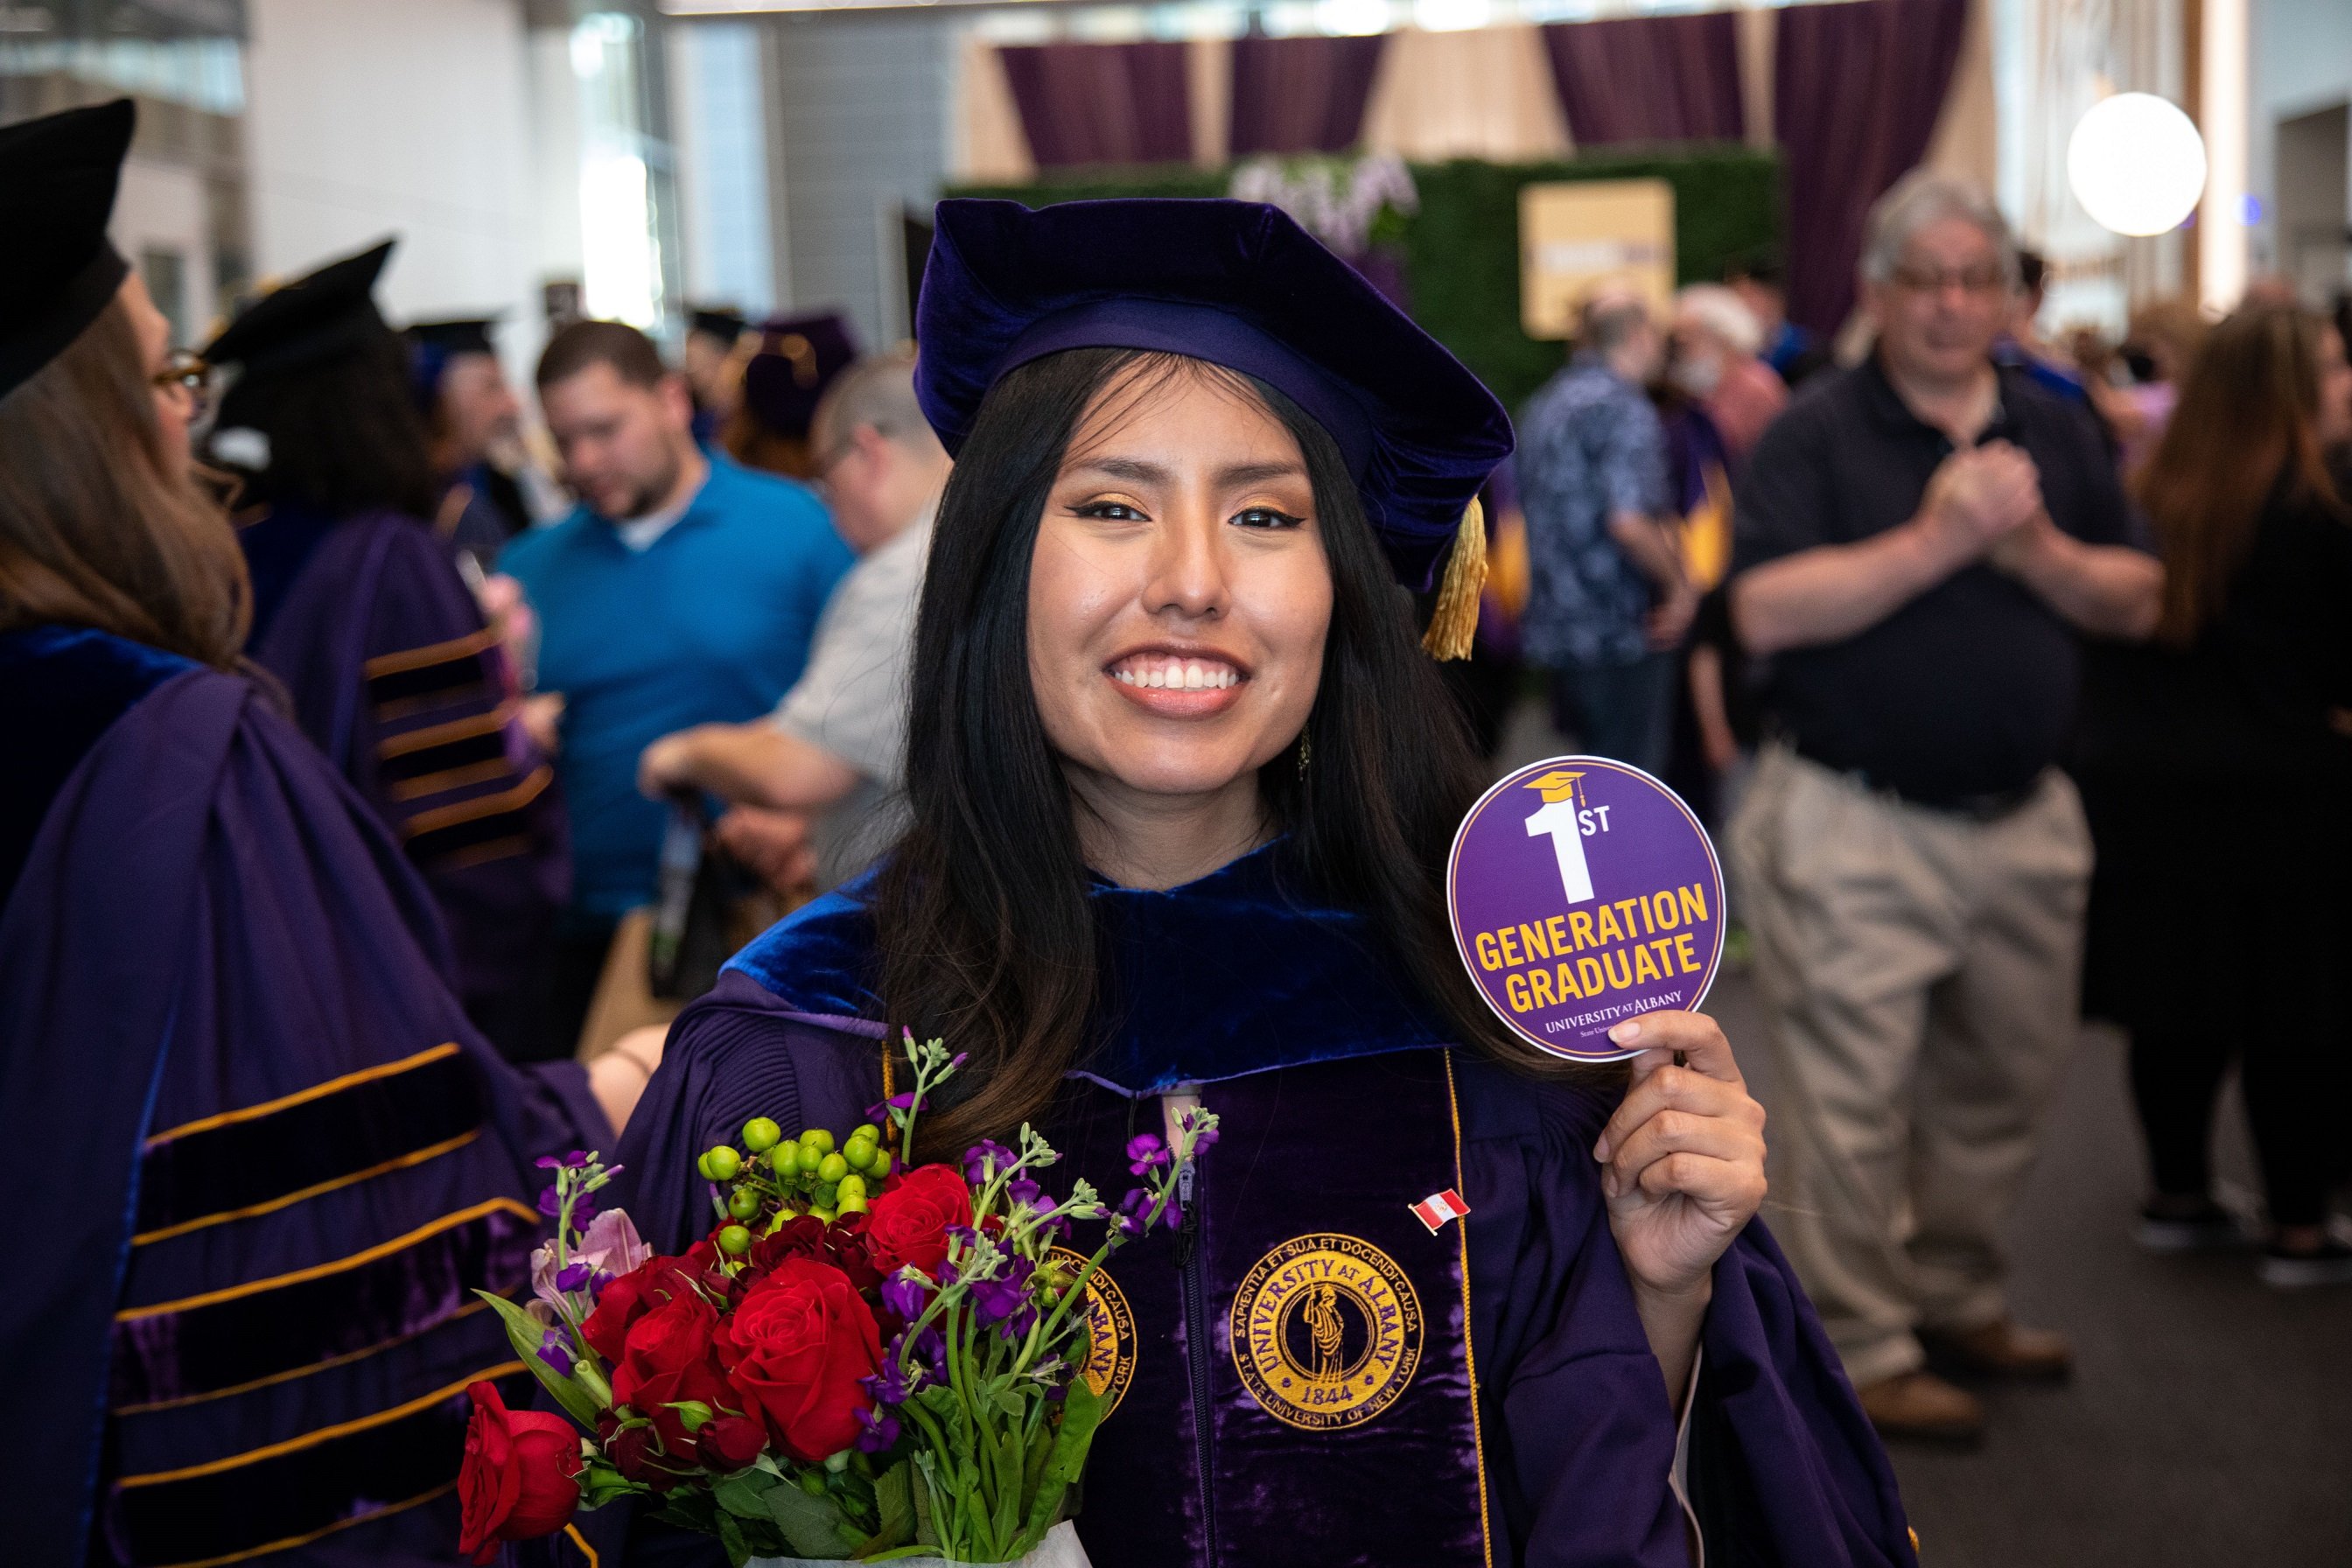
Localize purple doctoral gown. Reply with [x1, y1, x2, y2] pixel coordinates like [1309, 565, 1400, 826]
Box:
[557, 846, 1914, 1568]
[241, 502, 570, 1060]
[0, 624, 608, 1567]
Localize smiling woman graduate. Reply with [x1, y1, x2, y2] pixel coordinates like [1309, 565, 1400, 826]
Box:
[0, 102, 655, 1568]
[598, 200, 1915, 1568]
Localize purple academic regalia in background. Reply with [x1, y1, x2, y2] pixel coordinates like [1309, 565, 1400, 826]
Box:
[561, 848, 1915, 1568]
[0, 624, 608, 1567]
[241, 503, 571, 1060]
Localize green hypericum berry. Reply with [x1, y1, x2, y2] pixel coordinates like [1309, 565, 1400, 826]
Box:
[836, 1173, 867, 1200]
[802, 1128, 837, 1155]
[817, 1152, 849, 1183]
[843, 1140, 876, 1172]
[795, 1142, 825, 1175]
[850, 1123, 883, 1145]
[717, 1224, 752, 1255]
[727, 1187, 762, 1221]
[868, 1151, 892, 1180]
[837, 1193, 869, 1215]
[740, 1117, 782, 1154]
[701, 1145, 742, 1182]
[809, 1205, 836, 1223]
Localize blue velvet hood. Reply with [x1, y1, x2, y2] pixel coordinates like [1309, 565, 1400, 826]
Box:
[724, 841, 1453, 1095]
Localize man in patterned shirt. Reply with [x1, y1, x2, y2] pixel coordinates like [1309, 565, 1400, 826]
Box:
[1515, 291, 1695, 772]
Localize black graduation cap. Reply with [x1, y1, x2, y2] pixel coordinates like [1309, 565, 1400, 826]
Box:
[0, 98, 136, 400]
[911, 198, 1511, 642]
[743, 311, 860, 442]
[689, 306, 749, 343]
[407, 316, 500, 360]
[203, 238, 397, 378]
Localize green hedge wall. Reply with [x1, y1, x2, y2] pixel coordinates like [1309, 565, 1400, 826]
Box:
[948, 144, 1781, 414]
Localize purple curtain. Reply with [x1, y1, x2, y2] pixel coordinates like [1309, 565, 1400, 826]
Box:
[1228, 34, 1388, 157]
[1774, 0, 1970, 334]
[998, 41, 1194, 168]
[1540, 12, 1745, 147]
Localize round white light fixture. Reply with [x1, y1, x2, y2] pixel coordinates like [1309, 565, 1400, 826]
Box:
[2068, 93, 2208, 236]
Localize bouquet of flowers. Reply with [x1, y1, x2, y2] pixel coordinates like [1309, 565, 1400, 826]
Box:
[458, 1035, 1217, 1565]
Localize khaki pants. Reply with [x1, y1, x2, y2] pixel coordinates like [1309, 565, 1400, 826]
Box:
[1729, 745, 2093, 1388]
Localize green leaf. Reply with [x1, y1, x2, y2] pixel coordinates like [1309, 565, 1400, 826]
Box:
[1009, 1378, 1102, 1557]
[711, 1470, 774, 1520]
[911, 1454, 940, 1546]
[991, 1427, 1025, 1547]
[716, 1508, 752, 1568]
[853, 1460, 916, 1558]
[991, 1387, 1026, 1421]
[578, 1457, 647, 1509]
[765, 1477, 857, 1559]
[666, 1398, 716, 1433]
[473, 1289, 603, 1430]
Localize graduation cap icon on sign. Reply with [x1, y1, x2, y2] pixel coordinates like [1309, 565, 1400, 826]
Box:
[1522, 767, 1596, 905]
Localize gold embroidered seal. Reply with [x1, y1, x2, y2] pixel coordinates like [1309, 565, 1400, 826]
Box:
[1229, 1233, 1423, 1431]
[1048, 1247, 1136, 1418]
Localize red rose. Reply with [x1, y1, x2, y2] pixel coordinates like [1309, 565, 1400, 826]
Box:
[457, 1381, 580, 1563]
[714, 1256, 883, 1463]
[862, 1164, 971, 1279]
[608, 1280, 737, 1462]
[743, 1213, 882, 1298]
[582, 1251, 710, 1363]
[698, 1411, 768, 1472]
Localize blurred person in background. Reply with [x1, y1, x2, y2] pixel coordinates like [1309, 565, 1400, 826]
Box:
[204, 240, 569, 1063]
[1516, 290, 1695, 774]
[2076, 304, 2352, 1285]
[682, 304, 748, 446]
[723, 310, 858, 481]
[0, 101, 650, 1568]
[1727, 254, 1831, 388]
[2091, 298, 2208, 477]
[1670, 282, 1788, 466]
[409, 314, 545, 564]
[1994, 249, 2091, 407]
[637, 349, 948, 892]
[502, 320, 852, 1056]
[1728, 171, 2160, 1442]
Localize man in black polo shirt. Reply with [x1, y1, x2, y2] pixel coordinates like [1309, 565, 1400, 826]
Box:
[1727, 172, 2160, 1442]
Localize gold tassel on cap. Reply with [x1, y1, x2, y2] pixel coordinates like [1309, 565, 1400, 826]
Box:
[1420, 495, 1488, 661]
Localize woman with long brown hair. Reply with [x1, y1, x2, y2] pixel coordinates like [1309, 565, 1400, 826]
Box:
[2078, 303, 2352, 1285]
[0, 101, 651, 1566]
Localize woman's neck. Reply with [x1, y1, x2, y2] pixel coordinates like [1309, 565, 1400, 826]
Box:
[1065, 768, 1270, 891]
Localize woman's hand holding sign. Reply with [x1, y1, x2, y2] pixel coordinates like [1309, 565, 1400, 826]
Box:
[1592, 1009, 1769, 1410]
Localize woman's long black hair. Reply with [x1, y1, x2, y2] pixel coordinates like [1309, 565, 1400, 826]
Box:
[878, 347, 1591, 1152]
[213, 326, 440, 520]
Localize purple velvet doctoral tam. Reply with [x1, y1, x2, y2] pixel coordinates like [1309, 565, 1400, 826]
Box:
[0, 625, 608, 1567]
[570, 848, 1914, 1568]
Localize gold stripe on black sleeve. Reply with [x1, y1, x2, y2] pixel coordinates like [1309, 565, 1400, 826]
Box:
[107, 1363, 530, 1568]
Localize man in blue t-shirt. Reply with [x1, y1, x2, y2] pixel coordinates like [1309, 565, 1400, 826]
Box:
[502, 320, 851, 1050]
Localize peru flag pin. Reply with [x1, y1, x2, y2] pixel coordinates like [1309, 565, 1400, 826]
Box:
[1410, 1187, 1472, 1234]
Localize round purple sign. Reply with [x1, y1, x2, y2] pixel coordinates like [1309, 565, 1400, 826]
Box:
[1447, 756, 1725, 1060]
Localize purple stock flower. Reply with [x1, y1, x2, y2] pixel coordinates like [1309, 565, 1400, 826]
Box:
[1124, 1134, 1171, 1176]
[536, 1327, 573, 1376]
[1180, 1110, 1221, 1150]
[536, 1185, 562, 1218]
[564, 1150, 591, 1169]
[970, 1256, 1036, 1333]
[1006, 1175, 1044, 1208]
[555, 1261, 593, 1292]
[854, 1405, 900, 1452]
[963, 1140, 1015, 1184]
[864, 1356, 913, 1406]
[569, 1193, 598, 1227]
[865, 1092, 919, 1121]
[1113, 1186, 1154, 1238]
[880, 1271, 930, 1323]
[536, 1156, 562, 1170]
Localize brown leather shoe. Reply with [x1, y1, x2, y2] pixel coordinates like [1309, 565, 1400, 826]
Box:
[1920, 1319, 2074, 1382]
[1856, 1370, 1985, 1444]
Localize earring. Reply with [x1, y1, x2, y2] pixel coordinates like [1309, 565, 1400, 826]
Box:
[1296, 732, 1312, 778]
